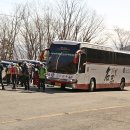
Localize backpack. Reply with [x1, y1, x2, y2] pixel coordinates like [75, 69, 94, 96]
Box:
[22, 66, 29, 76]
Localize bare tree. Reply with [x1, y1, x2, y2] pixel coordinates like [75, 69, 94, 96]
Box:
[19, 4, 56, 60]
[53, 0, 104, 43]
[20, 4, 40, 60]
[0, 5, 22, 60]
[108, 27, 130, 50]
[53, 0, 84, 40]
[81, 11, 105, 42]
[44, 8, 56, 48]
[0, 0, 106, 60]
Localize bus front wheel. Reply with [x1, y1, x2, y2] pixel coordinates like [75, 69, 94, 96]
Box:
[89, 79, 96, 92]
[119, 80, 125, 91]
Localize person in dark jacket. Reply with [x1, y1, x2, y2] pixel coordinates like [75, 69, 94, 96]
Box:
[21, 62, 30, 90]
[0, 61, 5, 90]
[5, 64, 11, 85]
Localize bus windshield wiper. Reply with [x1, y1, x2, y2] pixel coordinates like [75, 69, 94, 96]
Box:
[55, 53, 62, 73]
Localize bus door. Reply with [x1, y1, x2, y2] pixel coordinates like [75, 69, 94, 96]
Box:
[76, 53, 87, 84]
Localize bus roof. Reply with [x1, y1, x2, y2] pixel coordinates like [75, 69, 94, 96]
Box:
[52, 40, 80, 45]
[53, 40, 114, 51]
[52, 40, 130, 54]
[115, 50, 130, 54]
[80, 42, 114, 52]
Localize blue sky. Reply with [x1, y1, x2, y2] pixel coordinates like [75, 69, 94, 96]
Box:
[0, 0, 130, 30]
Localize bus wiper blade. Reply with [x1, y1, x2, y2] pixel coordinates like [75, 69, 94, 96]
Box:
[55, 53, 62, 73]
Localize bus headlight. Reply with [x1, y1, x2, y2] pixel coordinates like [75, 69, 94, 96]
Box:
[70, 79, 77, 83]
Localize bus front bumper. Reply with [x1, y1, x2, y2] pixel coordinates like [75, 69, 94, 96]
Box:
[46, 77, 77, 89]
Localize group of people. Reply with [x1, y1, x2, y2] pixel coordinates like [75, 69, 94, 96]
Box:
[0, 60, 47, 91]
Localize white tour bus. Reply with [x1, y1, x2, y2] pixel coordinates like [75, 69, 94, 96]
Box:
[46, 40, 130, 91]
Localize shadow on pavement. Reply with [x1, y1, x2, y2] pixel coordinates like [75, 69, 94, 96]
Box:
[1, 85, 129, 94]
[95, 88, 128, 92]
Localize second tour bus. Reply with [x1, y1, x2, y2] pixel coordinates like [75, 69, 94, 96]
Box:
[46, 40, 130, 91]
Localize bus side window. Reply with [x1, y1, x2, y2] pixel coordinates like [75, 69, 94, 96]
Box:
[79, 53, 86, 73]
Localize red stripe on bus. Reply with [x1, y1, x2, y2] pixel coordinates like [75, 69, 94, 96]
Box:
[125, 83, 130, 86]
[76, 83, 130, 90]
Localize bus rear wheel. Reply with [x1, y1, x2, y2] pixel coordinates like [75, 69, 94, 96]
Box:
[119, 80, 125, 91]
[89, 79, 96, 92]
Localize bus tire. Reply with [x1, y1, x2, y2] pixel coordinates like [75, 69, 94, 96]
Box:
[89, 79, 96, 92]
[119, 80, 125, 91]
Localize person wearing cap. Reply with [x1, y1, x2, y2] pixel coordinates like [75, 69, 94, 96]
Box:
[39, 64, 47, 92]
[0, 61, 5, 90]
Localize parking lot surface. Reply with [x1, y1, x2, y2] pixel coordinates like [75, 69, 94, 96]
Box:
[0, 85, 130, 130]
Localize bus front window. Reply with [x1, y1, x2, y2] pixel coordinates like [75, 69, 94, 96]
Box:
[47, 53, 76, 74]
[47, 43, 80, 74]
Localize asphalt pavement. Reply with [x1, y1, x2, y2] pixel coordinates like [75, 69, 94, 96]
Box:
[0, 85, 130, 130]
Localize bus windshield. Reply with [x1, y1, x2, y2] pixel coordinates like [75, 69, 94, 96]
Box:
[47, 43, 79, 74]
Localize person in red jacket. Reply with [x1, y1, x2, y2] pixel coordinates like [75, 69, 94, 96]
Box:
[33, 68, 40, 90]
[10, 63, 17, 89]
[73, 50, 81, 72]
